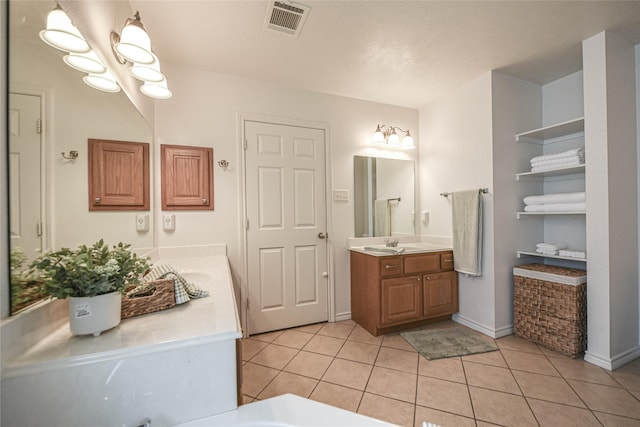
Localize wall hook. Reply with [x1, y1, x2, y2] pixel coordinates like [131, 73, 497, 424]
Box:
[218, 160, 229, 168]
[62, 150, 79, 160]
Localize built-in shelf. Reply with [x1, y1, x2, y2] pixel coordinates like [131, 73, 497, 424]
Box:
[517, 211, 586, 219]
[516, 117, 585, 144]
[517, 250, 587, 263]
[516, 164, 585, 181]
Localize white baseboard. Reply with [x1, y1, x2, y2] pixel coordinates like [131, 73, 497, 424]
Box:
[453, 314, 513, 339]
[334, 312, 351, 322]
[584, 346, 640, 371]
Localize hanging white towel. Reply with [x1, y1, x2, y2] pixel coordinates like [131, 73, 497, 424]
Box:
[374, 199, 390, 237]
[451, 189, 483, 276]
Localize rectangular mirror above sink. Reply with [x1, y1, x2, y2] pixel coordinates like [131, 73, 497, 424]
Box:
[353, 155, 415, 237]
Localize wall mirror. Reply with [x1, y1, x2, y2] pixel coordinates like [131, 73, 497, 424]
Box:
[353, 155, 415, 238]
[8, 0, 153, 313]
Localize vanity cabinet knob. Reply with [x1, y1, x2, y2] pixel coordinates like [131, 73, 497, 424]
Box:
[94, 197, 101, 204]
[202, 198, 208, 204]
[385, 264, 397, 269]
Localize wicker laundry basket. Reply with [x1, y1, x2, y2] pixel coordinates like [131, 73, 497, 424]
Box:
[121, 278, 176, 319]
[513, 264, 587, 358]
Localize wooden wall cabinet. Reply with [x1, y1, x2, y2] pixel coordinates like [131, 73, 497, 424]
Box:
[350, 250, 458, 336]
[161, 144, 213, 210]
[88, 139, 149, 211]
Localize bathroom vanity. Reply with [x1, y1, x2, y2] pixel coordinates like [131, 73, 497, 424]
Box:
[1, 250, 242, 427]
[350, 245, 458, 336]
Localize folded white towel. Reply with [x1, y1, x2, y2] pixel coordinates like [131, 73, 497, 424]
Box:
[530, 147, 584, 164]
[531, 158, 584, 172]
[524, 192, 586, 206]
[536, 242, 567, 251]
[536, 248, 558, 255]
[559, 249, 586, 259]
[524, 202, 586, 212]
[531, 156, 583, 167]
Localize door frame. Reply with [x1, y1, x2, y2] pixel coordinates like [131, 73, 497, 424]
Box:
[237, 113, 334, 337]
[9, 84, 52, 255]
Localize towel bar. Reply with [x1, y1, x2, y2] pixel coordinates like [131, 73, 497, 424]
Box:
[440, 188, 488, 197]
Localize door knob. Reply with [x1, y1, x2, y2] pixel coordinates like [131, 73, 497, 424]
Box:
[318, 232, 327, 239]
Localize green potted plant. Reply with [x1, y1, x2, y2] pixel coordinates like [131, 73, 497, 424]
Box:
[30, 239, 150, 336]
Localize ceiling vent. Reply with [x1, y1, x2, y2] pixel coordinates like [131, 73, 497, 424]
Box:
[263, 1, 311, 38]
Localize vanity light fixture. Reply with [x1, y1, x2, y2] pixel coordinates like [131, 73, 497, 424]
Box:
[113, 12, 154, 64]
[371, 124, 415, 148]
[40, 5, 119, 93]
[129, 52, 164, 82]
[140, 78, 172, 99]
[83, 71, 121, 93]
[111, 12, 172, 99]
[63, 50, 107, 74]
[39, 4, 90, 53]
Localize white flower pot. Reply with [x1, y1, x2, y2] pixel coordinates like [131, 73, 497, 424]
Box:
[68, 292, 122, 336]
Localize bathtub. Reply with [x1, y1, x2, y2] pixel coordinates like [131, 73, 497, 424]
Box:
[176, 394, 397, 426]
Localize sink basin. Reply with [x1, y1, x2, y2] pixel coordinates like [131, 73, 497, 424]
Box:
[360, 243, 448, 254]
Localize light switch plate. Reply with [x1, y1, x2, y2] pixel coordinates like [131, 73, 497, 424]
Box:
[163, 214, 175, 231]
[333, 189, 349, 202]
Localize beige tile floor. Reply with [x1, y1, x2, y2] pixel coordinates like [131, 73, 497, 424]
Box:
[240, 320, 640, 427]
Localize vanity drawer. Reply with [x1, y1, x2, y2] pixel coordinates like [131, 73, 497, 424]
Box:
[404, 253, 440, 274]
[440, 252, 454, 271]
[380, 257, 403, 277]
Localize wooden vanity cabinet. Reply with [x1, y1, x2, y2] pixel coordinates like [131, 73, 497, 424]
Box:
[350, 250, 458, 336]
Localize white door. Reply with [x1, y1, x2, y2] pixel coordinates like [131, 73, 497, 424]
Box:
[9, 93, 43, 261]
[245, 121, 328, 335]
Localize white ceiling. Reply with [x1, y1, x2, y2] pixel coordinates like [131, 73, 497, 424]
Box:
[51, 1, 640, 109]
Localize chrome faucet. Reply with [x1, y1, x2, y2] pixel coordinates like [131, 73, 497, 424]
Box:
[385, 238, 399, 247]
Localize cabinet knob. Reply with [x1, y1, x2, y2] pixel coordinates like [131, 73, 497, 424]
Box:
[94, 197, 101, 204]
[202, 198, 208, 204]
[385, 264, 397, 269]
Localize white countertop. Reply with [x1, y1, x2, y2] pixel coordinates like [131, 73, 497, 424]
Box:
[3, 255, 242, 378]
[349, 242, 452, 256]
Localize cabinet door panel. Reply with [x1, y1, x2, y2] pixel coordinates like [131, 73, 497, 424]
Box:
[404, 253, 440, 274]
[381, 276, 422, 326]
[88, 139, 150, 211]
[423, 271, 459, 317]
[161, 144, 213, 210]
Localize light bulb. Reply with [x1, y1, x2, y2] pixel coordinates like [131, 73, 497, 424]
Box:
[140, 78, 172, 99]
[83, 71, 121, 93]
[402, 133, 415, 148]
[130, 53, 164, 82]
[39, 5, 90, 53]
[387, 129, 400, 145]
[64, 50, 106, 74]
[114, 13, 154, 64]
[372, 125, 386, 144]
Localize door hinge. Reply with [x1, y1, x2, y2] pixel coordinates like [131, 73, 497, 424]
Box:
[36, 222, 43, 237]
[36, 119, 42, 134]
[244, 138, 248, 150]
[246, 298, 250, 309]
[245, 218, 250, 229]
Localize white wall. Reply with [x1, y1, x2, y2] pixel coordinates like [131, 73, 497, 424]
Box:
[584, 31, 639, 369]
[153, 63, 419, 320]
[10, 36, 154, 251]
[490, 72, 541, 334]
[418, 72, 500, 335]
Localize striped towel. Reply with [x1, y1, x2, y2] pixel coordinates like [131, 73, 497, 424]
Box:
[141, 264, 209, 304]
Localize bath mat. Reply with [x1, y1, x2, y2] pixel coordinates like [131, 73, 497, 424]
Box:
[401, 327, 498, 360]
